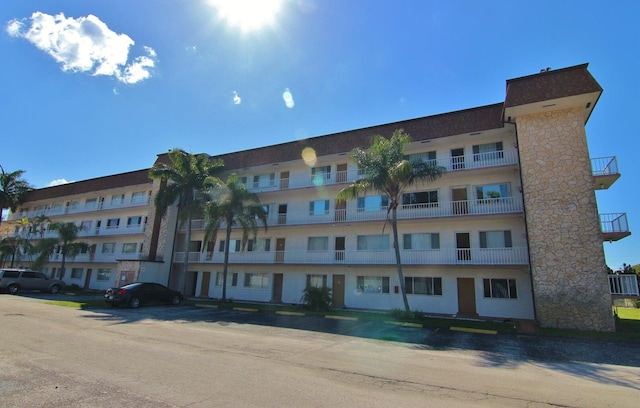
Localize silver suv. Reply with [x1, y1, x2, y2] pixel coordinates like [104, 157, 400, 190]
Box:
[0, 268, 65, 294]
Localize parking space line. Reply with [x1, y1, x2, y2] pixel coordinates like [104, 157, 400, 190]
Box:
[325, 315, 358, 321]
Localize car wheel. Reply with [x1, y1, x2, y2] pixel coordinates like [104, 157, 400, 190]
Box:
[170, 295, 181, 306]
[49, 285, 61, 294]
[129, 297, 141, 308]
[8, 284, 19, 295]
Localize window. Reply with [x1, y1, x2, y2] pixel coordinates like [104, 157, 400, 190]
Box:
[479, 231, 512, 248]
[476, 183, 509, 200]
[473, 142, 503, 161]
[248, 238, 270, 252]
[70, 268, 83, 279]
[106, 218, 120, 229]
[405, 277, 442, 295]
[306, 274, 327, 288]
[216, 272, 238, 286]
[244, 273, 269, 289]
[102, 242, 116, 254]
[131, 191, 147, 204]
[97, 268, 112, 281]
[111, 194, 125, 205]
[219, 240, 241, 252]
[127, 216, 143, 228]
[403, 233, 440, 250]
[406, 151, 436, 165]
[311, 165, 331, 182]
[357, 276, 389, 293]
[51, 202, 63, 212]
[402, 190, 438, 207]
[357, 195, 389, 212]
[483, 278, 517, 299]
[85, 198, 97, 209]
[309, 200, 330, 216]
[357, 234, 389, 250]
[122, 243, 138, 253]
[307, 236, 329, 251]
[80, 220, 92, 231]
[68, 200, 80, 210]
[253, 173, 276, 188]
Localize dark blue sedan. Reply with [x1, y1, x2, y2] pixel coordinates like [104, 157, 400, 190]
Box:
[104, 282, 183, 308]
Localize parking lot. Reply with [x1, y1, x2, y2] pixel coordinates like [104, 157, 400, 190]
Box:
[2, 294, 640, 407]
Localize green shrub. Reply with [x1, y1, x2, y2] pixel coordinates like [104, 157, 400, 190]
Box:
[301, 286, 332, 311]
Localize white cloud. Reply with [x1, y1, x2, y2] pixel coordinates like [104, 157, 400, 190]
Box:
[47, 178, 70, 187]
[233, 90, 241, 105]
[113, 87, 119, 95]
[6, 12, 156, 84]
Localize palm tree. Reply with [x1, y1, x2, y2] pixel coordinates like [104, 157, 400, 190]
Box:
[202, 174, 268, 301]
[0, 165, 34, 229]
[35, 222, 90, 279]
[149, 149, 224, 294]
[337, 129, 445, 313]
[0, 236, 22, 267]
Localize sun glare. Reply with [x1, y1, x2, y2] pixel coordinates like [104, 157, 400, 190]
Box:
[209, 0, 285, 32]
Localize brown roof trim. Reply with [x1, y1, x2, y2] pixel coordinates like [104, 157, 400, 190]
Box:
[504, 63, 602, 108]
[24, 169, 152, 202]
[156, 103, 506, 171]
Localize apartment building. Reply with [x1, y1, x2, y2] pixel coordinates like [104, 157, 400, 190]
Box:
[4, 63, 630, 331]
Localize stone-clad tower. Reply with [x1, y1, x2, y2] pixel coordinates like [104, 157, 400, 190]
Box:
[503, 64, 615, 331]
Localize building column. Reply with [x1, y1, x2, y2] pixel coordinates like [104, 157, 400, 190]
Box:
[517, 107, 614, 331]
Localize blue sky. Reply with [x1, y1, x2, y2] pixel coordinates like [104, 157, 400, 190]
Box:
[1, 0, 638, 269]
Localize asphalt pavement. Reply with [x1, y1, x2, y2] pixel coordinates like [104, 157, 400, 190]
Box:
[14, 291, 640, 369]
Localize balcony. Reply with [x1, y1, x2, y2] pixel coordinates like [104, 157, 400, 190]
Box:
[609, 274, 639, 297]
[592, 156, 620, 190]
[180, 197, 524, 232]
[174, 246, 529, 266]
[600, 213, 631, 242]
[36, 224, 146, 239]
[243, 149, 519, 193]
[8, 197, 151, 222]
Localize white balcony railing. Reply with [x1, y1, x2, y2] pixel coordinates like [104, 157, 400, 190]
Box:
[180, 197, 523, 231]
[37, 224, 146, 239]
[8, 198, 151, 222]
[609, 274, 639, 296]
[592, 156, 619, 177]
[600, 213, 629, 234]
[174, 247, 529, 266]
[242, 149, 519, 193]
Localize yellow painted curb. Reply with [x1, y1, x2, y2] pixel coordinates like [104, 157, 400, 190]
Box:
[276, 311, 305, 316]
[385, 321, 423, 328]
[233, 307, 258, 312]
[325, 315, 358, 321]
[195, 304, 218, 308]
[450, 326, 497, 335]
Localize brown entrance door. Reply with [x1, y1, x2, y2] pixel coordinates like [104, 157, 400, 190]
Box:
[335, 237, 345, 261]
[280, 171, 289, 189]
[452, 187, 468, 215]
[336, 163, 347, 183]
[275, 238, 285, 263]
[451, 148, 465, 170]
[200, 271, 211, 297]
[272, 273, 283, 303]
[118, 270, 136, 286]
[456, 232, 471, 261]
[332, 274, 345, 308]
[84, 268, 92, 288]
[278, 204, 287, 225]
[457, 278, 477, 316]
[334, 200, 346, 222]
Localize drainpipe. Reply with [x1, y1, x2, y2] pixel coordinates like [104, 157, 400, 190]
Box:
[502, 112, 538, 325]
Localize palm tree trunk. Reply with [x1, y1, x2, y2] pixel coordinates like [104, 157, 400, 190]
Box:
[60, 252, 66, 279]
[391, 207, 410, 313]
[180, 212, 192, 295]
[222, 221, 232, 301]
